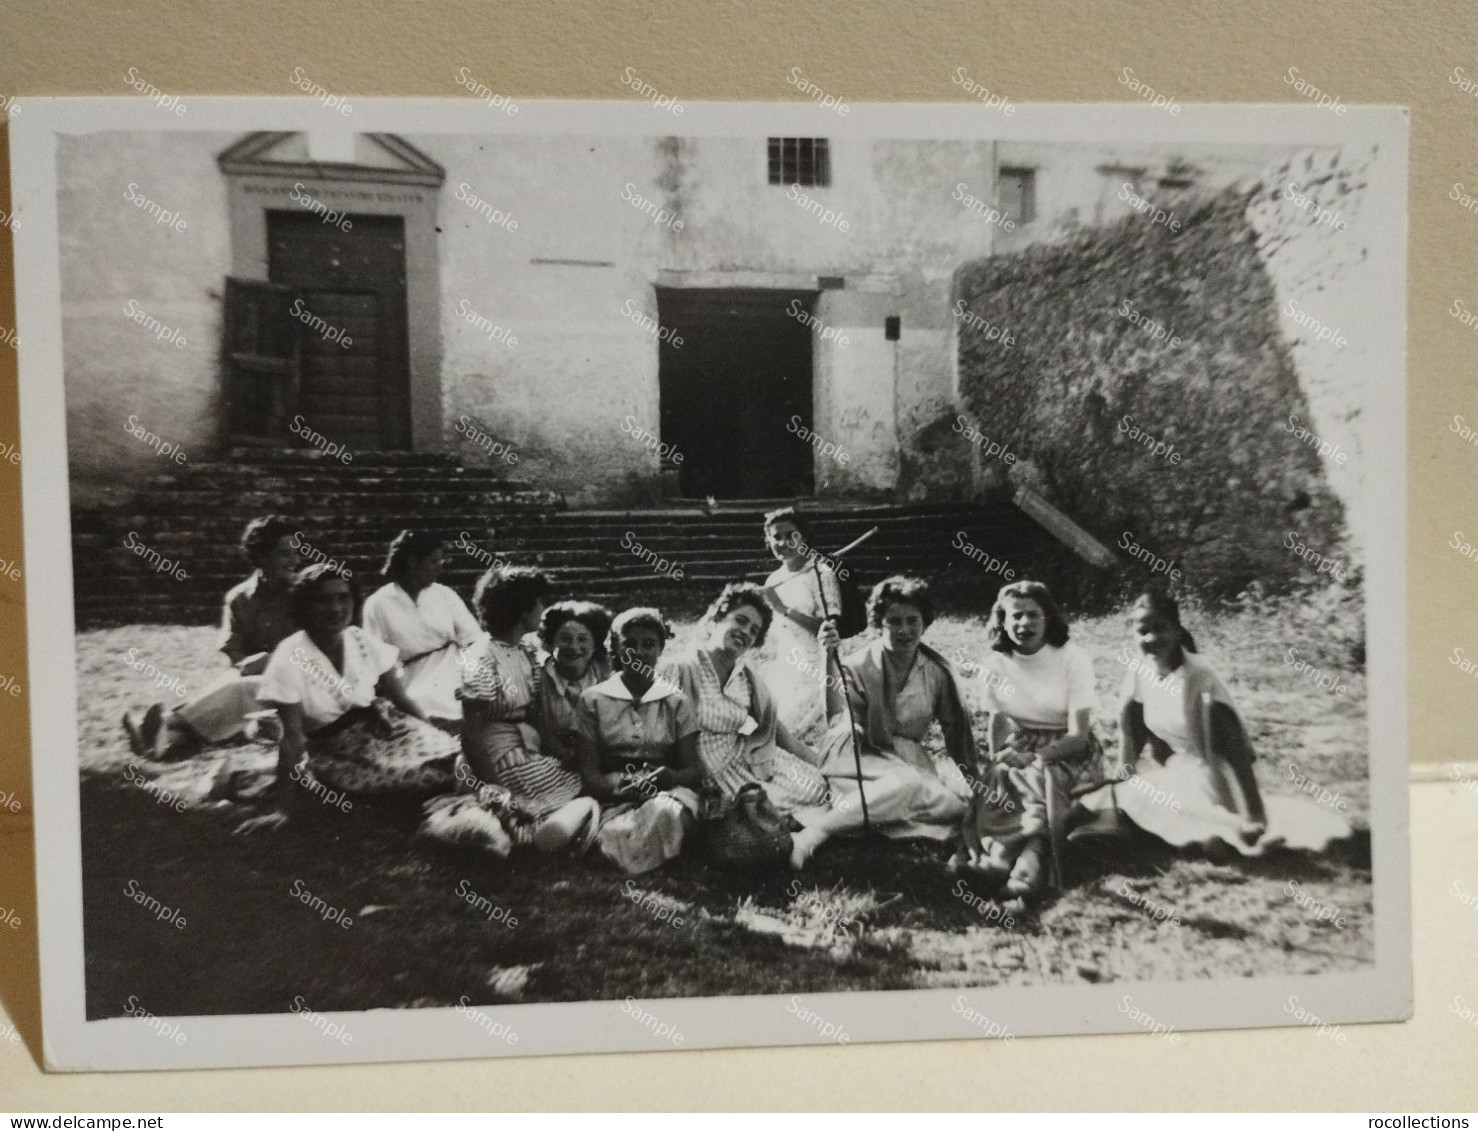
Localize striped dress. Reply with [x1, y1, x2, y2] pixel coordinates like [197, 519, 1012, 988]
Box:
[691, 651, 828, 811]
[458, 636, 583, 819]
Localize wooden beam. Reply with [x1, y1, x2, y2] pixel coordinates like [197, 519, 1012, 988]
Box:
[1011, 486, 1118, 568]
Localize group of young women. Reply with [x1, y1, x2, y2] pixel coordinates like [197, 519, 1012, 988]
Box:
[121, 509, 1352, 898]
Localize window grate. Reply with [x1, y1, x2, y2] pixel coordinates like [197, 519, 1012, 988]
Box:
[769, 138, 831, 187]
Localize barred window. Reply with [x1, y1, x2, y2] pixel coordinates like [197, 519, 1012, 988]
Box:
[769, 138, 831, 187]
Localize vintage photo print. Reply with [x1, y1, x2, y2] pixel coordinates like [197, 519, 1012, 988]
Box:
[10, 90, 1408, 1070]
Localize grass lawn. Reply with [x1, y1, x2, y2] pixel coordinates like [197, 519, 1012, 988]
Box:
[77, 600, 1371, 1019]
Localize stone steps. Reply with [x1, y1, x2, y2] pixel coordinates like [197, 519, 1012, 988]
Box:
[72, 452, 1060, 627]
[74, 451, 555, 627]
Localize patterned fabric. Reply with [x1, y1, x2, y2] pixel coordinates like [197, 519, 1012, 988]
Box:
[458, 637, 540, 714]
[460, 637, 583, 820]
[219, 571, 296, 665]
[484, 750, 583, 819]
[597, 787, 702, 874]
[306, 704, 460, 796]
[971, 722, 1099, 845]
[692, 652, 827, 810]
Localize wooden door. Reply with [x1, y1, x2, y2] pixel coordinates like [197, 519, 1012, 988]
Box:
[222, 277, 302, 444]
[266, 211, 411, 450]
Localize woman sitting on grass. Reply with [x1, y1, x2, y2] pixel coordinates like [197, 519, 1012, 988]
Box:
[123, 514, 299, 760]
[454, 566, 601, 854]
[954, 580, 1100, 898]
[362, 530, 483, 728]
[237, 563, 477, 836]
[574, 608, 704, 874]
[790, 576, 977, 870]
[534, 600, 614, 767]
[660, 582, 829, 813]
[1095, 588, 1352, 856]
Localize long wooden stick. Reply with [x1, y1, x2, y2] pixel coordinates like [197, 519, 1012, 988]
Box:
[831, 526, 879, 559]
[813, 555, 869, 836]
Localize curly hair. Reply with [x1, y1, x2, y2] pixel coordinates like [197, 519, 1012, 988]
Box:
[607, 606, 672, 654]
[1128, 586, 1198, 653]
[986, 580, 1071, 653]
[868, 575, 935, 630]
[380, 529, 445, 585]
[702, 581, 774, 647]
[240, 515, 297, 563]
[472, 565, 554, 634]
[540, 600, 615, 657]
[288, 562, 361, 629]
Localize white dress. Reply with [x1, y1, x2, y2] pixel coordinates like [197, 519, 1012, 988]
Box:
[759, 561, 843, 740]
[362, 581, 484, 721]
[1110, 652, 1353, 855]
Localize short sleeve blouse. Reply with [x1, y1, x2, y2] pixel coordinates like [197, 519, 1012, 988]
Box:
[257, 627, 400, 732]
[977, 641, 1099, 727]
[458, 637, 539, 718]
[577, 674, 699, 774]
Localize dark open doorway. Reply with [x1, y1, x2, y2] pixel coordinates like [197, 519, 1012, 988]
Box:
[266, 211, 412, 451]
[657, 287, 817, 499]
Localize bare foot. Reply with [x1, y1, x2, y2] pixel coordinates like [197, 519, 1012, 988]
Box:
[789, 827, 827, 871]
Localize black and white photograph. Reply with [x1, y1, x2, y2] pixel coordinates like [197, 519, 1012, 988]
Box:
[11, 92, 1408, 1069]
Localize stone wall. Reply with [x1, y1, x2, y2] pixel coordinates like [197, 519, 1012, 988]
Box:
[1244, 144, 1376, 553]
[955, 184, 1348, 599]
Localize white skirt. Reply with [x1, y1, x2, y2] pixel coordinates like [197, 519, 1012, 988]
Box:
[1100, 752, 1353, 855]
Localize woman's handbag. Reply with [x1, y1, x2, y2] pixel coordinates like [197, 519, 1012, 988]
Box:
[703, 783, 796, 868]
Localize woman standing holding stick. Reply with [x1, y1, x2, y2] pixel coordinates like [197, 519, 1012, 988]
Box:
[759, 508, 846, 741]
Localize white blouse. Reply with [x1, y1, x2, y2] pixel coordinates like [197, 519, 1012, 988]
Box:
[976, 641, 1099, 728]
[363, 582, 481, 660]
[362, 581, 483, 719]
[258, 627, 401, 732]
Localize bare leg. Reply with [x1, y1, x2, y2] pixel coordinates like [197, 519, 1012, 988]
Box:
[533, 796, 601, 854]
[791, 761, 925, 869]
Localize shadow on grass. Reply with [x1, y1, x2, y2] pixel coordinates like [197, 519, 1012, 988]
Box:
[82, 767, 1376, 1020]
[82, 780, 964, 1019]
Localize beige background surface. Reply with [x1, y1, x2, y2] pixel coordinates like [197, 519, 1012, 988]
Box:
[0, 0, 1470, 1110]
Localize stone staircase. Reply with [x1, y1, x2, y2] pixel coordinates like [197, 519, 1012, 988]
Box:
[489, 499, 1065, 613]
[71, 449, 1078, 628]
[71, 449, 560, 627]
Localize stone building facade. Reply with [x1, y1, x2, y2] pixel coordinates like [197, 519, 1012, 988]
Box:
[59, 129, 1358, 527]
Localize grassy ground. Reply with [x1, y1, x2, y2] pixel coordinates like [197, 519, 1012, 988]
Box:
[78, 601, 1371, 1019]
